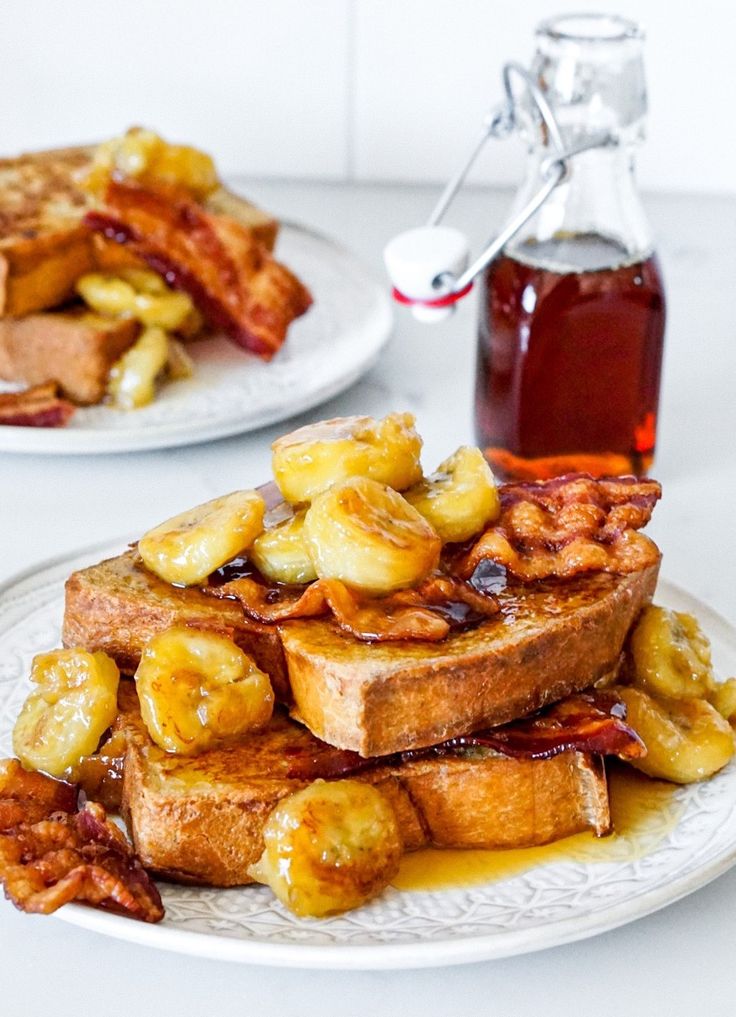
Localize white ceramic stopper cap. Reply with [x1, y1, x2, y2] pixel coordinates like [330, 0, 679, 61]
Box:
[384, 226, 469, 322]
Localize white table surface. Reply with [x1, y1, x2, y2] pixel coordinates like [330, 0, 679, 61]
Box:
[1, 179, 735, 1016]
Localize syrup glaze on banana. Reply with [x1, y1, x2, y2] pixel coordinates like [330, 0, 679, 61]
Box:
[197, 414, 504, 635]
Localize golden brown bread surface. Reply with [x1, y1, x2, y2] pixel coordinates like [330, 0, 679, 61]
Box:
[118, 683, 610, 887]
[64, 551, 658, 756]
[63, 550, 289, 698]
[0, 144, 278, 316]
[0, 311, 139, 403]
[283, 564, 660, 755]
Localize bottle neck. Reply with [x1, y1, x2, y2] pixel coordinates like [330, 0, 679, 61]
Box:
[504, 143, 654, 271]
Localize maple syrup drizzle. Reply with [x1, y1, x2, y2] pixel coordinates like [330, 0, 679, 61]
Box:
[392, 764, 682, 892]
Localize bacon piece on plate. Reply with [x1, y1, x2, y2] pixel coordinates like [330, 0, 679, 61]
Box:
[0, 759, 163, 923]
[85, 181, 312, 359]
[0, 381, 76, 427]
[459, 473, 662, 581]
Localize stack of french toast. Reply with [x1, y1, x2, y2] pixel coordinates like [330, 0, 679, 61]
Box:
[0, 128, 311, 424]
[2, 412, 735, 921]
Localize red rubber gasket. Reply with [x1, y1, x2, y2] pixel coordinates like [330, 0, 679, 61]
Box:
[392, 282, 474, 308]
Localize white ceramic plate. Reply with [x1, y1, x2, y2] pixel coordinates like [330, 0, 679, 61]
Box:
[0, 225, 393, 454]
[2, 543, 736, 969]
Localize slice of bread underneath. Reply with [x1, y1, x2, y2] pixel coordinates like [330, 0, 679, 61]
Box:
[0, 311, 139, 403]
[64, 552, 659, 756]
[117, 683, 611, 887]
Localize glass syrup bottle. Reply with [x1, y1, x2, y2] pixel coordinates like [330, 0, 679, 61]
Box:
[475, 14, 666, 481]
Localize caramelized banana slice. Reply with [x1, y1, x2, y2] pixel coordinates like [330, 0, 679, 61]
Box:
[404, 446, 500, 543]
[139, 490, 265, 586]
[249, 506, 317, 585]
[710, 678, 736, 724]
[107, 326, 169, 410]
[618, 686, 734, 783]
[304, 477, 441, 594]
[117, 267, 169, 295]
[272, 413, 423, 504]
[135, 627, 273, 755]
[630, 605, 714, 700]
[85, 127, 218, 201]
[12, 649, 120, 778]
[77, 272, 195, 330]
[248, 779, 402, 917]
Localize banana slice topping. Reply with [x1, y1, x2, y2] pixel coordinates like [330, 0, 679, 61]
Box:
[77, 269, 195, 331]
[617, 686, 734, 783]
[139, 490, 265, 586]
[249, 505, 317, 585]
[304, 477, 441, 594]
[404, 446, 500, 543]
[135, 627, 274, 755]
[710, 677, 736, 724]
[248, 779, 402, 917]
[13, 649, 120, 778]
[630, 605, 714, 700]
[272, 412, 423, 504]
[138, 488, 264, 585]
[107, 325, 170, 410]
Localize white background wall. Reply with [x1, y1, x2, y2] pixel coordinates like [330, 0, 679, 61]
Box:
[1, 0, 734, 193]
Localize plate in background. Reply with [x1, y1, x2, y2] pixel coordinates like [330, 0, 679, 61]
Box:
[0, 224, 393, 454]
[1, 543, 736, 968]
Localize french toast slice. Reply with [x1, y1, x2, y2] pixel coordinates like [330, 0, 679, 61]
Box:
[282, 564, 659, 755]
[0, 144, 278, 317]
[63, 550, 658, 756]
[63, 550, 289, 698]
[117, 683, 611, 887]
[0, 311, 139, 403]
[0, 145, 96, 317]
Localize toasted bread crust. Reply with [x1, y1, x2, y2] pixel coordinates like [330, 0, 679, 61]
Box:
[0, 228, 96, 317]
[281, 564, 660, 755]
[0, 312, 139, 403]
[118, 685, 610, 886]
[63, 551, 289, 698]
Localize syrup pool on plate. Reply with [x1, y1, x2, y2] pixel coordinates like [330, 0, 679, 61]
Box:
[392, 764, 683, 892]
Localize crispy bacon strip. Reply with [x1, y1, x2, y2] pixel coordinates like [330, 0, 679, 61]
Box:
[207, 573, 499, 643]
[85, 180, 312, 359]
[0, 761, 163, 923]
[464, 692, 646, 761]
[0, 382, 76, 428]
[285, 692, 645, 780]
[459, 473, 661, 582]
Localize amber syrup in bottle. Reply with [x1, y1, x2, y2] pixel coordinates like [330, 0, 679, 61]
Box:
[475, 233, 666, 481]
[472, 15, 666, 481]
